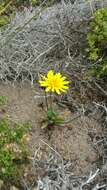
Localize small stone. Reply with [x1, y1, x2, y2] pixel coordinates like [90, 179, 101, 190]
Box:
[10, 186, 19, 190]
[0, 179, 4, 188]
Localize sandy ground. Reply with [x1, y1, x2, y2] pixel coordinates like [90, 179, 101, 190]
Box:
[0, 82, 102, 176]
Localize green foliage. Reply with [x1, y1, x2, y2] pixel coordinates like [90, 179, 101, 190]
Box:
[0, 15, 10, 26]
[0, 117, 31, 179]
[29, 0, 39, 6]
[47, 108, 64, 126]
[0, 1, 15, 26]
[42, 107, 64, 129]
[0, 0, 28, 26]
[87, 7, 107, 60]
[92, 59, 107, 78]
[0, 96, 8, 105]
[87, 7, 107, 77]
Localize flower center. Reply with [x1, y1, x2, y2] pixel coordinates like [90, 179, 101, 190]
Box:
[50, 78, 61, 89]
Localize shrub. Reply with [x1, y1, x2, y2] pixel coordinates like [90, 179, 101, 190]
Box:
[87, 7, 107, 77]
[91, 59, 107, 78]
[0, 117, 31, 180]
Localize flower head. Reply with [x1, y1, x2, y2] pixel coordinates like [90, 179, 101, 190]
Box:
[39, 70, 69, 94]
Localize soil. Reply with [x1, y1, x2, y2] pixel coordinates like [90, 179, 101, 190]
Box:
[0, 82, 102, 177]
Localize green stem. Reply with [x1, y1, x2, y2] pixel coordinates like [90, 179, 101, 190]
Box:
[45, 91, 48, 111]
[50, 92, 53, 111]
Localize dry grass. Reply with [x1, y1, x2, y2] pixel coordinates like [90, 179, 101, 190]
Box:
[0, 0, 107, 189]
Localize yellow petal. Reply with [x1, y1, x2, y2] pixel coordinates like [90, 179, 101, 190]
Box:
[52, 88, 55, 92]
[55, 73, 61, 78]
[55, 89, 61, 94]
[63, 86, 69, 89]
[62, 81, 69, 84]
[60, 89, 67, 92]
[45, 87, 51, 92]
[61, 76, 66, 81]
[39, 81, 47, 87]
[47, 70, 54, 78]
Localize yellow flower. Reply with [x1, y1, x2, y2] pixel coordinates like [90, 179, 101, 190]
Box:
[39, 70, 69, 94]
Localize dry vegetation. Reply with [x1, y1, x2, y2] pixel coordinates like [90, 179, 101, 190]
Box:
[0, 0, 107, 189]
